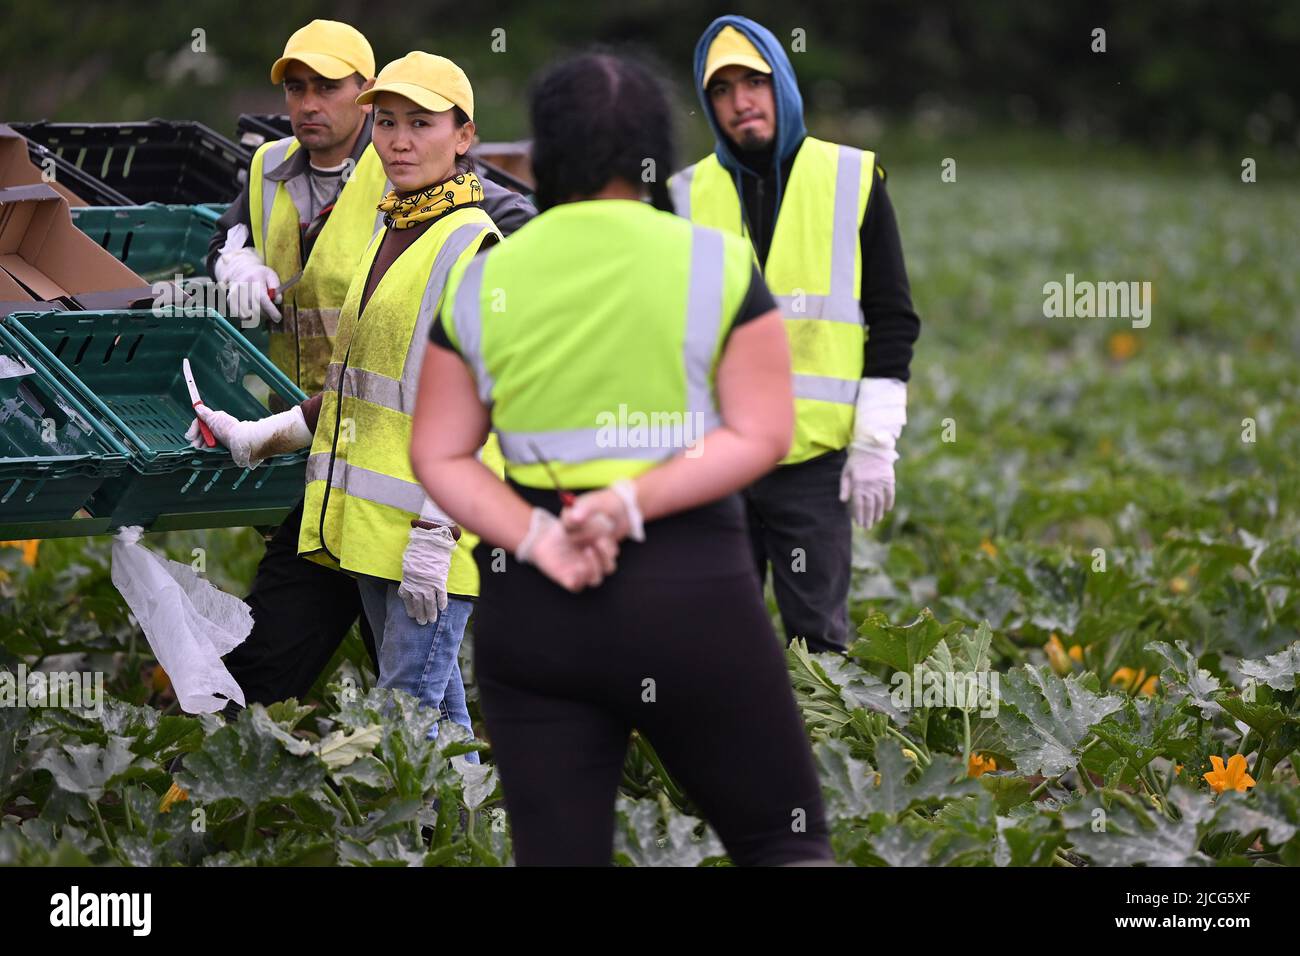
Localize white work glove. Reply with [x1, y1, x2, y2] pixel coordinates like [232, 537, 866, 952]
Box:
[398, 524, 456, 626]
[213, 223, 282, 323]
[839, 378, 907, 529]
[185, 404, 312, 470]
[516, 507, 618, 592]
[560, 478, 645, 545]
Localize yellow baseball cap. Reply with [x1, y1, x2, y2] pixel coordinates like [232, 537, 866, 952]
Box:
[270, 20, 375, 84]
[355, 52, 475, 121]
[703, 25, 771, 87]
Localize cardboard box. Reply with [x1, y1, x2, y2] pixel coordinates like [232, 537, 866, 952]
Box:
[0, 183, 152, 315]
[0, 124, 87, 207]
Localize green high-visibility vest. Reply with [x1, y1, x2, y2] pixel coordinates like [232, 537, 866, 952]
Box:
[439, 199, 753, 490]
[248, 136, 390, 395]
[298, 207, 502, 593]
[669, 136, 876, 464]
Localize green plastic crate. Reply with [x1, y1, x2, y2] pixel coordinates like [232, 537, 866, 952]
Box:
[0, 308, 309, 533]
[68, 202, 268, 355]
[69, 203, 225, 282]
[0, 337, 130, 539]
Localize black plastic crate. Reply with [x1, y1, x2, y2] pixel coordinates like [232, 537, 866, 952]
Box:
[21, 140, 134, 206]
[11, 120, 252, 205]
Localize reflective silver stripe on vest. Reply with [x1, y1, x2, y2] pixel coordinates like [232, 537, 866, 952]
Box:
[497, 430, 670, 464]
[683, 224, 726, 429]
[492, 223, 727, 465]
[793, 373, 859, 405]
[451, 256, 495, 406]
[290, 306, 342, 340]
[669, 165, 695, 219]
[305, 452, 451, 522]
[259, 137, 296, 248]
[322, 362, 402, 410]
[399, 223, 491, 413]
[773, 293, 861, 324]
[829, 144, 864, 311]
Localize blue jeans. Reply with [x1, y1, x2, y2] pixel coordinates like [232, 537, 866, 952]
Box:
[356, 576, 479, 763]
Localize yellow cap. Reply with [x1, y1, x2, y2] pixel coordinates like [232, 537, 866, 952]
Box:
[270, 20, 375, 84]
[355, 51, 475, 121]
[703, 26, 771, 87]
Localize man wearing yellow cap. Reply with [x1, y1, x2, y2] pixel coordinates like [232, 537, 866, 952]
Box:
[204, 23, 534, 714]
[670, 16, 921, 654]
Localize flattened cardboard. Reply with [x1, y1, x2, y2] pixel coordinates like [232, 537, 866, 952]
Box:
[0, 183, 152, 310]
[0, 124, 87, 207]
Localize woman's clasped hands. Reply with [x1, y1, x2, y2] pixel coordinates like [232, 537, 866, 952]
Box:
[517, 479, 646, 592]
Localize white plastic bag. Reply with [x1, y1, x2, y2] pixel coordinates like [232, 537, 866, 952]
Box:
[110, 526, 252, 713]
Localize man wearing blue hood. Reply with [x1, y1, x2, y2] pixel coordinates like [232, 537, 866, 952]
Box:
[670, 16, 921, 654]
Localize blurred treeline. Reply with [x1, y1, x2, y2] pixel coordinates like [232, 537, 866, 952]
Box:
[1, 0, 1297, 169]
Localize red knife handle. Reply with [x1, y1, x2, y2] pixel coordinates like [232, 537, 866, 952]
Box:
[192, 401, 217, 447]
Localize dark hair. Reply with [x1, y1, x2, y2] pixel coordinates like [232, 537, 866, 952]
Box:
[452, 105, 475, 174]
[527, 50, 676, 212]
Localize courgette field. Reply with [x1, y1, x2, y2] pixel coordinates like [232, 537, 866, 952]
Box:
[2, 159, 1297, 865]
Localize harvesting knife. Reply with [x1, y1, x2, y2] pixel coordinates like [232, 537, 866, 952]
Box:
[182, 358, 216, 448]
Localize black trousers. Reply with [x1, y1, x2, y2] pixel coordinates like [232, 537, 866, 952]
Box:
[744, 448, 853, 654]
[221, 499, 376, 710]
[473, 488, 832, 866]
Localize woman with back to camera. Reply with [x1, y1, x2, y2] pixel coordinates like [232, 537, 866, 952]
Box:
[408, 51, 834, 865]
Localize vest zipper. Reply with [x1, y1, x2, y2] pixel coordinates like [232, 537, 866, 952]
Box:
[315, 235, 383, 566]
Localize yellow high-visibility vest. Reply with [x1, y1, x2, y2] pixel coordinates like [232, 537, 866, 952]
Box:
[669, 137, 875, 464]
[248, 136, 390, 395]
[439, 199, 753, 490]
[298, 206, 502, 594]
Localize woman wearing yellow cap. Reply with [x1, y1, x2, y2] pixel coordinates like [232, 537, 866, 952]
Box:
[190, 53, 517, 754]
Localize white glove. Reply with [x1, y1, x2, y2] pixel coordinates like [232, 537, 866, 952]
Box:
[185, 404, 312, 470]
[398, 524, 456, 626]
[213, 224, 282, 323]
[515, 507, 617, 592]
[839, 378, 907, 529]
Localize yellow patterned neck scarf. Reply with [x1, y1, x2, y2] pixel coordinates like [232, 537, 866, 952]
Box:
[377, 170, 484, 229]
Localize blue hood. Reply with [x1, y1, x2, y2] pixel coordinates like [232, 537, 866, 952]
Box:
[692, 15, 806, 209]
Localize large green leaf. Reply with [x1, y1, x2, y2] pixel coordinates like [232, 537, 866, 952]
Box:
[174, 710, 326, 810]
[850, 609, 962, 674]
[996, 813, 1063, 867]
[613, 795, 726, 867]
[1146, 640, 1223, 717]
[0, 708, 28, 802]
[1213, 786, 1299, 847]
[995, 665, 1125, 776]
[1238, 641, 1300, 691]
[1063, 788, 1216, 866]
[866, 822, 941, 866]
[815, 739, 977, 822]
[787, 640, 907, 730]
[1214, 690, 1298, 738]
[35, 736, 153, 801]
[1090, 695, 1194, 775]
